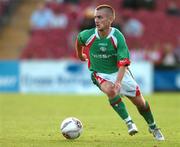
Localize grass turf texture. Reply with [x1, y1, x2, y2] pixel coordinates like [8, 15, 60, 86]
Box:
[0, 93, 180, 147]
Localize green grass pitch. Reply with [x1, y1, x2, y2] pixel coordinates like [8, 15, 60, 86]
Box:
[0, 92, 180, 147]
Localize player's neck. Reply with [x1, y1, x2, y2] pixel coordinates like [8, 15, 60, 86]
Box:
[98, 27, 111, 38]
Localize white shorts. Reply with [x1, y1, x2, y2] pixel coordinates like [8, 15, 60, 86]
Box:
[91, 69, 141, 97]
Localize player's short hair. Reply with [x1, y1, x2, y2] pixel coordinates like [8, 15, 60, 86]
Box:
[95, 4, 115, 20]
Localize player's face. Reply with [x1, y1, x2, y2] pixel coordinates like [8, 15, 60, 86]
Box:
[94, 9, 112, 31]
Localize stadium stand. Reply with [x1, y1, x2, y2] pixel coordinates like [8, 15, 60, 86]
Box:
[0, 0, 22, 29]
[0, 0, 180, 64]
[0, 0, 45, 59]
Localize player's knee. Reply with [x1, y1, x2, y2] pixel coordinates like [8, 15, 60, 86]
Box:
[106, 89, 117, 98]
[101, 82, 118, 98]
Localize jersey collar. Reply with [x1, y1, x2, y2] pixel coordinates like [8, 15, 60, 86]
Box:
[95, 27, 115, 39]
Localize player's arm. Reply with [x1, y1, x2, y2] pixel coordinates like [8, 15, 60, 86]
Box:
[75, 38, 87, 61]
[115, 66, 127, 84]
[114, 32, 130, 91]
[116, 58, 130, 83]
[114, 63, 129, 92]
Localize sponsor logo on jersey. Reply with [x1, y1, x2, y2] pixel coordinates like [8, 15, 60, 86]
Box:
[91, 53, 117, 59]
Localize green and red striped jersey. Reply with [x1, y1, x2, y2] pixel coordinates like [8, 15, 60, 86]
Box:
[77, 27, 130, 74]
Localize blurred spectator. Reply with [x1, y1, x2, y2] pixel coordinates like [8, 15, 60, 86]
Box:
[79, 2, 96, 31]
[174, 38, 180, 63]
[0, 0, 11, 15]
[112, 14, 123, 31]
[67, 27, 79, 57]
[138, 0, 156, 10]
[49, 7, 69, 28]
[0, 0, 17, 28]
[46, 0, 64, 4]
[162, 43, 176, 66]
[65, 3, 81, 28]
[166, 0, 180, 16]
[122, 0, 155, 10]
[64, 0, 79, 4]
[30, 2, 53, 29]
[146, 42, 163, 65]
[56, 0, 64, 3]
[130, 42, 147, 62]
[122, 12, 144, 37]
[122, 0, 139, 10]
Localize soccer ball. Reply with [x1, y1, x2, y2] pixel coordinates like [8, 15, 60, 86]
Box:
[60, 117, 83, 139]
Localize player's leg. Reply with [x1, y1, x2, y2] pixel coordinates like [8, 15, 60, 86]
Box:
[91, 72, 138, 135]
[127, 94, 165, 141]
[128, 94, 156, 128]
[121, 69, 165, 140]
[120, 70, 164, 140]
[121, 69, 157, 130]
[100, 81, 138, 135]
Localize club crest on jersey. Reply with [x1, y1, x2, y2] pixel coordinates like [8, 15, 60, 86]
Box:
[99, 46, 107, 52]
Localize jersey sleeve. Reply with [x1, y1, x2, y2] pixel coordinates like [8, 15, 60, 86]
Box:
[77, 30, 87, 46]
[116, 31, 130, 67]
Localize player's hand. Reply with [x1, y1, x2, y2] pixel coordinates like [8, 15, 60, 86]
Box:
[79, 53, 88, 61]
[114, 81, 121, 93]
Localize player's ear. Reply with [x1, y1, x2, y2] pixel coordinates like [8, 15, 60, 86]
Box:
[109, 16, 114, 24]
